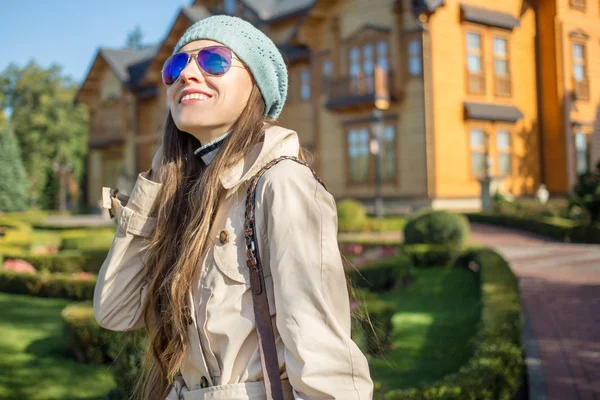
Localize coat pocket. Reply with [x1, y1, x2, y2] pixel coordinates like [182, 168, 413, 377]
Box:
[212, 220, 250, 285]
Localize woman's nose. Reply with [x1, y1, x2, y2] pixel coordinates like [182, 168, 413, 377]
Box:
[179, 59, 206, 84]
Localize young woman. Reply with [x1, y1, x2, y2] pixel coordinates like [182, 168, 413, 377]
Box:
[94, 15, 374, 400]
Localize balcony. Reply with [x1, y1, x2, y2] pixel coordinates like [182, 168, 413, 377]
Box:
[326, 70, 395, 111]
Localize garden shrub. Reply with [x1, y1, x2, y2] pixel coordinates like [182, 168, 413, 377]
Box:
[569, 161, 600, 224]
[351, 288, 396, 357]
[379, 248, 524, 400]
[346, 254, 411, 291]
[337, 199, 367, 232]
[1, 229, 33, 249]
[404, 210, 470, 249]
[60, 229, 115, 251]
[61, 302, 147, 400]
[61, 302, 115, 364]
[0, 269, 96, 300]
[1, 249, 87, 273]
[400, 244, 464, 268]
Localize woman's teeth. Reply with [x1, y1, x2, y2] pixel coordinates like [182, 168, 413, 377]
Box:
[181, 93, 210, 102]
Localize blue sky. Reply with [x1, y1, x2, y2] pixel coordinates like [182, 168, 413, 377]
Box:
[0, 1, 190, 84]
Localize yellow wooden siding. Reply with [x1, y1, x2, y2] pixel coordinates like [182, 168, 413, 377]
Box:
[429, 0, 540, 198]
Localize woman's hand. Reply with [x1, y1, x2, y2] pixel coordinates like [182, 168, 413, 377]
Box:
[148, 144, 164, 182]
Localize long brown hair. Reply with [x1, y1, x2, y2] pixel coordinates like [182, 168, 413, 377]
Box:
[134, 84, 277, 400]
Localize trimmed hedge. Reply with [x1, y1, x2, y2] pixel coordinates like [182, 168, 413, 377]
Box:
[0, 269, 96, 301]
[60, 229, 115, 251]
[351, 288, 396, 357]
[400, 244, 465, 268]
[1, 248, 108, 274]
[337, 199, 368, 232]
[61, 303, 146, 399]
[61, 302, 115, 364]
[379, 248, 524, 400]
[465, 212, 600, 244]
[404, 210, 470, 249]
[347, 254, 412, 291]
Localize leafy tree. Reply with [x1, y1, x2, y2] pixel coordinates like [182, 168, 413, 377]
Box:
[126, 25, 145, 50]
[0, 61, 88, 209]
[569, 161, 600, 225]
[0, 122, 29, 211]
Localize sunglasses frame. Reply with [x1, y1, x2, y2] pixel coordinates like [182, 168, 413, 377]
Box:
[161, 45, 246, 86]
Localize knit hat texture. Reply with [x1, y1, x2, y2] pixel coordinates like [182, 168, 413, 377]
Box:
[173, 15, 288, 119]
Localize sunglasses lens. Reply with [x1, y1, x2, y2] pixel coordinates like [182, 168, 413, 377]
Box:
[162, 53, 189, 85]
[198, 46, 233, 76]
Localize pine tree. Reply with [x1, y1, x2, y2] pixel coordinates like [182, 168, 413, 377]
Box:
[0, 122, 29, 211]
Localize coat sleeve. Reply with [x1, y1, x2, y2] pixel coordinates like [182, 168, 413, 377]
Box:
[93, 170, 162, 331]
[256, 160, 374, 400]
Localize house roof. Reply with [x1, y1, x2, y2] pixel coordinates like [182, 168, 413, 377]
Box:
[99, 47, 158, 85]
[182, 5, 211, 23]
[243, 0, 316, 22]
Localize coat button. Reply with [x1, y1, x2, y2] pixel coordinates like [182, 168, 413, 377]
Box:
[219, 229, 229, 244]
[200, 376, 209, 388]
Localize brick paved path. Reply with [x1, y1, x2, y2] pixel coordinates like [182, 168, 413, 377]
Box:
[470, 223, 600, 400]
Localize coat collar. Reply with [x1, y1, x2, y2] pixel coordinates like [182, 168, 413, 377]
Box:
[219, 124, 300, 192]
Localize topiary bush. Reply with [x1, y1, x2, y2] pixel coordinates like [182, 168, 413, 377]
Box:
[337, 199, 367, 232]
[61, 302, 115, 364]
[404, 210, 470, 250]
[400, 244, 465, 268]
[569, 160, 600, 225]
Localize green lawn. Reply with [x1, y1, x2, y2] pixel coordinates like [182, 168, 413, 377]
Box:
[369, 267, 481, 392]
[0, 292, 115, 400]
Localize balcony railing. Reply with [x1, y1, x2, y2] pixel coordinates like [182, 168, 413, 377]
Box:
[326, 70, 394, 110]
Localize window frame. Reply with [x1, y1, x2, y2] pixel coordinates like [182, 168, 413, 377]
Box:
[408, 38, 423, 77]
[465, 29, 486, 95]
[345, 33, 391, 96]
[574, 130, 590, 175]
[224, 0, 236, 15]
[344, 119, 398, 186]
[468, 124, 488, 179]
[495, 126, 513, 177]
[571, 41, 589, 100]
[299, 67, 312, 101]
[492, 33, 512, 97]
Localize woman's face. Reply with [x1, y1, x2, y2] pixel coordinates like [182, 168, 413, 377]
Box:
[166, 39, 254, 141]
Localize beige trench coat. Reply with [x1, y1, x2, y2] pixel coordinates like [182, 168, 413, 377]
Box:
[94, 125, 374, 400]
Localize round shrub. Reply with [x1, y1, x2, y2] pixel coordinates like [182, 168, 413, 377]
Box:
[404, 210, 470, 249]
[337, 199, 367, 232]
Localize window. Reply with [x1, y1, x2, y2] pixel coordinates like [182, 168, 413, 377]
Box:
[321, 58, 332, 94]
[377, 41, 389, 72]
[348, 128, 370, 183]
[570, 0, 586, 10]
[381, 125, 396, 180]
[347, 40, 390, 95]
[497, 130, 512, 176]
[300, 69, 311, 101]
[347, 123, 397, 184]
[470, 128, 486, 177]
[224, 0, 236, 14]
[493, 37, 511, 96]
[572, 43, 589, 99]
[575, 131, 589, 175]
[408, 39, 422, 76]
[466, 32, 485, 94]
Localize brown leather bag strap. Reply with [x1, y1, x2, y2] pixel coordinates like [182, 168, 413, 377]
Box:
[244, 156, 326, 400]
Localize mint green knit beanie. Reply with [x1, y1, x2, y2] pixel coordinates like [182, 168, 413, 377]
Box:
[173, 15, 288, 120]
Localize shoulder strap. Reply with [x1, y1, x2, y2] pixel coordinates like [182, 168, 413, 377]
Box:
[244, 156, 326, 400]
